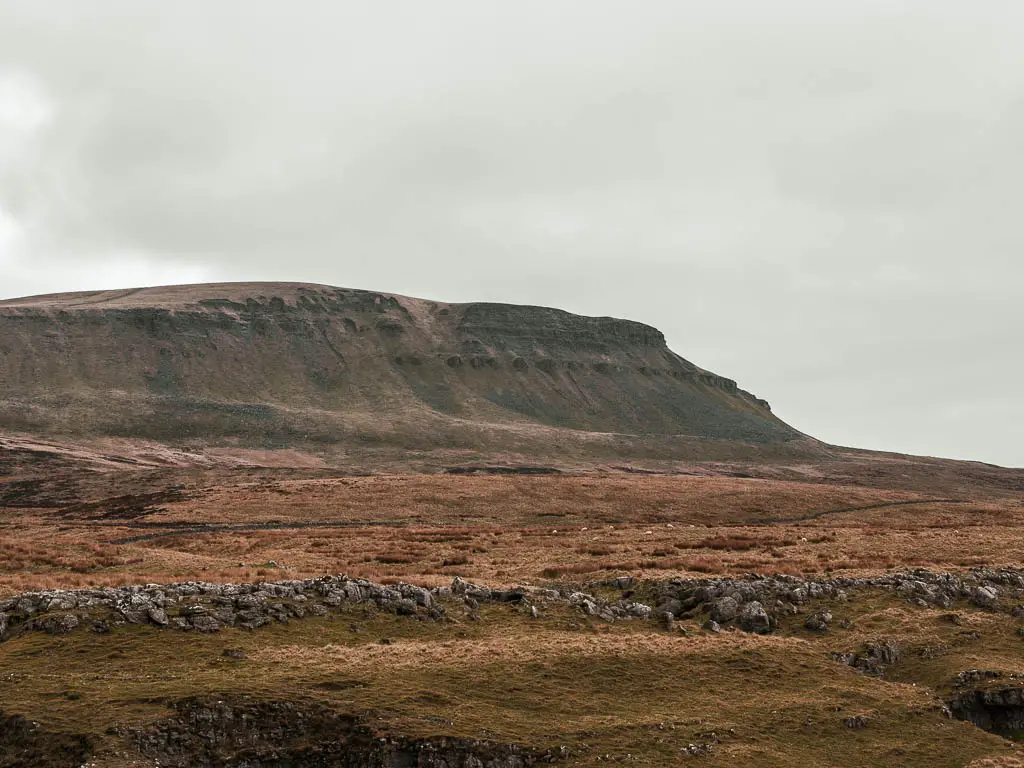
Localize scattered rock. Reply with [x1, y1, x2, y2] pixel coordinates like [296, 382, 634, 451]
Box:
[681, 742, 714, 756]
[37, 613, 79, 635]
[657, 598, 683, 617]
[626, 567, 1024, 641]
[3, 567, 1023, 643]
[710, 597, 739, 623]
[836, 640, 902, 677]
[395, 598, 418, 616]
[955, 670, 1002, 687]
[190, 616, 222, 633]
[970, 586, 999, 609]
[804, 609, 833, 633]
[739, 601, 771, 635]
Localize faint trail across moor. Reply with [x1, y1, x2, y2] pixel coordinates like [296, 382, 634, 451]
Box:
[765, 498, 970, 524]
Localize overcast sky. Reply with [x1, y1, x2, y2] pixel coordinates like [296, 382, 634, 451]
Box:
[0, 1, 1021, 467]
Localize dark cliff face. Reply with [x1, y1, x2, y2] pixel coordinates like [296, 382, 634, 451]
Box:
[0, 283, 801, 451]
[948, 685, 1024, 737]
[129, 697, 560, 768]
[457, 302, 668, 349]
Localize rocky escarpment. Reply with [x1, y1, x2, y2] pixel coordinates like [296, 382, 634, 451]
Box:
[0, 282, 800, 452]
[129, 698, 567, 768]
[456, 302, 768, 404]
[947, 672, 1024, 737]
[0, 712, 92, 767]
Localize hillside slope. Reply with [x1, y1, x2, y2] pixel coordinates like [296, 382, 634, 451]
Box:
[0, 283, 803, 457]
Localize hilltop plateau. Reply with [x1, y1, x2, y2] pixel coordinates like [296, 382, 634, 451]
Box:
[0, 282, 805, 464]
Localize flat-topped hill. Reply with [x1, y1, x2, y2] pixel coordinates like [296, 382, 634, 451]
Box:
[0, 282, 804, 458]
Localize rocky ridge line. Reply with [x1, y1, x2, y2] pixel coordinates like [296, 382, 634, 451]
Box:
[2, 568, 1023, 641]
[0, 282, 796, 446]
[630, 566, 1024, 635]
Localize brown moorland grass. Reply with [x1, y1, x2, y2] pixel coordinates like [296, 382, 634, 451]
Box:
[0, 592, 1021, 766]
[1, 465, 1024, 766]
[1, 475, 1022, 594]
[119, 474, 925, 527]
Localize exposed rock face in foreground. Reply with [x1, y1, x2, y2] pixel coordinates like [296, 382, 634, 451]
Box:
[131, 698, 565, 768]
[0, 697, 565, 768]
[948, 681, 1024, 737]
[0, 712, 92, 768]
[0, 282, 799, 454]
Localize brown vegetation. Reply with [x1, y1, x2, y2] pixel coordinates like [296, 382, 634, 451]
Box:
[2, 585, 1023, 766]
[1, 472, 1022, 595]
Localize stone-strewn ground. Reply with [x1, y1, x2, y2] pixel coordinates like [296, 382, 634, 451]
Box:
[2, 567, 1024, 767]
[3, 568, 1021, 640]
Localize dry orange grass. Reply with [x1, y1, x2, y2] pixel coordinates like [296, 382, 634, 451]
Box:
[132, 474, 922, 526]
[2, 593, 1018, 767]
[2, 476, 1023, 594]
[253, 627, 810, 673]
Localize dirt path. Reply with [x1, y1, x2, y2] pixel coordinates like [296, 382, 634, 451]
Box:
[765, 498, 969, 524]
